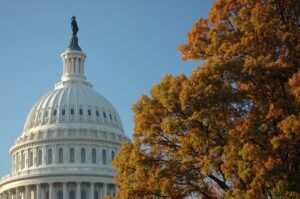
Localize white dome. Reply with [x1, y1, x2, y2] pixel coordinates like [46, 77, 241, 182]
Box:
[0, 23, 127, 199]
[23, 83, 124, 136]
[20, 49, 125, 137]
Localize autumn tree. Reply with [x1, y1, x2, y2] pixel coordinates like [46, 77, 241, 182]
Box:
[113, 0, 300, 198]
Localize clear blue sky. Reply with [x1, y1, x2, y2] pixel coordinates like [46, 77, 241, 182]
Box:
[0, 0, 214, 177]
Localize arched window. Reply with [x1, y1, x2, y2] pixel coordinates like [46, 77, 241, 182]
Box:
[59, 148, 63, 163]
[62, 109, 66, 115]
[103, 112, 106, 118]
[81, 190, 87, 199]
[45, 111, 48, 117]
[71, 108, 74, 115]
[79, 109, 83, 115]
[111, 151, 115, 162]
[69, 190, 75, 199]
[81, 148, 86, 163]
[96, 110, 100, 117]
[109, 113, 112, 120]
[53, 109, 57, 116]
[70, 148, 75, 163]
[92, 148, 96, 164]
[102, 149, 106, 165]
[88, 109, 91, 116]
[38, 150, 43, 165]
[47, 148, 52, 164]
[57, 190, 63, 199]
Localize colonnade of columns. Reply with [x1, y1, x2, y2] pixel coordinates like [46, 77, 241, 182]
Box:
[0, 182, 115, 199]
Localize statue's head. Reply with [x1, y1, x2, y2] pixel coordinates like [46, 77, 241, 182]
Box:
[72, 16, 76, 21]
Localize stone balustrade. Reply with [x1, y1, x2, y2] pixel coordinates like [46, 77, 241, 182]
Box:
[0, 181, 116, 199]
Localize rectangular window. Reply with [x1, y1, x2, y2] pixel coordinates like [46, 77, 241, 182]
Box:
[81, 148, 86, 163]
[102, 149, 106, 165]
[92, 149, 96, 164]
[59, 148, 63, 163]
[48, 148, 52, 164]
[70, 148, 74, 163]
[29, 150, 33, 167]
[38, 150, 43, 165]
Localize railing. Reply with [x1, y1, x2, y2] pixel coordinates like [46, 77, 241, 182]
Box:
[0, 166, 115, 184]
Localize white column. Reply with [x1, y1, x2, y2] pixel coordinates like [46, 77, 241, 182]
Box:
[53, 145, 56, 164]
[15, 188, 20, 199]
[63, 182, 67, 199]
[34, 148, 38, 167]
[36, 184, 41, 199]
[63, 57, 66, 75]
[64, 58, 68, 75]
[49, 183, 53, 199]
[103, 184, 107, 197]
[43, 147, 47, 166]
[12, 155, 15, 173]
[24, 186, 28, 199]
[89, 182, 94, 199]
[76, 182, 80, 199]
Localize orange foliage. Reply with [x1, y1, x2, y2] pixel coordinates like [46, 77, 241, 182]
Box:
[114, 0, 300, 198]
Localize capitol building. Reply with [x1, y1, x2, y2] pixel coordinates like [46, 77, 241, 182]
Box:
[0, 18, 128, 199]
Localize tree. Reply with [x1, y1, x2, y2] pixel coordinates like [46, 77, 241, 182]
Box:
[113, 0, 300, 198]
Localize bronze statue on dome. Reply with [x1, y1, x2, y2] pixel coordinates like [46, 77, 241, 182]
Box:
[67, 16, 82, 51]
[71, 16, 79, 36]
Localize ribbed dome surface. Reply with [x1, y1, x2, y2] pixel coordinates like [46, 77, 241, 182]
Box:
[23, 83, 124, 135]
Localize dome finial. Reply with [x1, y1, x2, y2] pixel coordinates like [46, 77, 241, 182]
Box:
[67, 16, 81, 51]
[71, 16, 79, 36]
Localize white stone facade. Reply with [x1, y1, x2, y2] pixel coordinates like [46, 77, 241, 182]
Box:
[0, 36, 128, 199]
